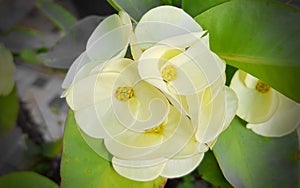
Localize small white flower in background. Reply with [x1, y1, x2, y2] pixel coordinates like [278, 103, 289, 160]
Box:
[230, 70, 300, 137]
[62, 6, 238, 181]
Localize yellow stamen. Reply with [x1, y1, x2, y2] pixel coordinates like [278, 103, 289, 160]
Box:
[114, 87, 134, 101]
[162, 65, 177, 82]
[256, 80, 270, 94]
[145, 124, 163, 135]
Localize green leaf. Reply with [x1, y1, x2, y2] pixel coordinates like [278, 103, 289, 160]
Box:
[0, 27, 44, 52]
[195, 0, 300, 102]
[198, 150, 232, 188]
[19, 49, 43, 64]
[107, 0, 162, 22]
[37, 0, 77, 33]
[0, 171, 58, 188]
[41, 138, 62, 158]
[213, 116, 299, 187]
[0, 87, 19, 135]
[182, 0, 229, 17]
[61, 110, 167, 188]
[0, 45, 15, 96]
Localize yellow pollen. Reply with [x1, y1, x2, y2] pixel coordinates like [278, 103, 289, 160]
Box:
[145, 124, 163, 135]
[162, 65, 177, 82]
[256, 80, 270, 94]
[114, 87, 134, 101]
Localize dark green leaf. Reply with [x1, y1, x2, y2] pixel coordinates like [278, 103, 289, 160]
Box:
[61, 110, 167, 188]
[0, 171, 58, 188]
[213, 116, 299, 187]
[182, 0, 229, 17]
[0, 87, 19, 135]
[41, 138, 62, 158]
[195, 0, 300, 102]
[37, 0, 77, 33]
[107, 0, 161, 22]
[198, 150, 232, 188]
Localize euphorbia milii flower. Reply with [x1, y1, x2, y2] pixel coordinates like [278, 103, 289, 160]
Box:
[230, 70, 300, 137]
[62, 6, 238, 181]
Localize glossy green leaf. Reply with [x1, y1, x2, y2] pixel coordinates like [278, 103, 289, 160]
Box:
[198, 150, 232, 188]
[213, 116, 299, 187]
[37, 0, 77, 33]
[195, 0, 300, 102]
[107, 0, 161, 22]
[182, 0, 229, 17]
[0, 87, 19, 135]
[0, 171, 58, 188]
[61, 110, 167, 188]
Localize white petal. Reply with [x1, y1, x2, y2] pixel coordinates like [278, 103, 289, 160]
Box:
[74, 105, 109, 138]
[86, 12, 132, 61]
[135, 6, 202, 49]
[112, 157, 166, 181]
[164, 39, 225, 95]
[113, 63, 170, 131]
[247, 93, 300, 137]
[223, 87, 239, 130]
[230, 70, 279, 123]
[195, 87, 226, 143]
[160, 153, 204, 178]
[62, 52, 92, 89]
[157, 31, 206, 49]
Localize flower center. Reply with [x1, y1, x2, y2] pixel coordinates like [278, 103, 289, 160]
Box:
[255, 80, 270, 94]
[162, 65, 177, 82]
[114, 87, 134, 101]
[145, 124, 163, 135]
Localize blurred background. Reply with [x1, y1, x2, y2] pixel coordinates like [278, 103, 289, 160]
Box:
[0, 0, 299, 187]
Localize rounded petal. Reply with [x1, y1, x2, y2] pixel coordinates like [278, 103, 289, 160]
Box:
[230, 70, 279, 123]
[62, 52, 92, 89]
[223, 87, 239, 130]
[112, 157, 166, 181]
[247, 93, 300, 137]
[194, 87, 226, 143]
[164, 39, 225, 95]
[113, 63, 170, 132]
[86, 12, 132, 61]
[135, 6, 202, 49]
[160, 153, 204, 178]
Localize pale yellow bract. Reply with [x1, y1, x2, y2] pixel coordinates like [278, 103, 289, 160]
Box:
[62, 6, 238, 181]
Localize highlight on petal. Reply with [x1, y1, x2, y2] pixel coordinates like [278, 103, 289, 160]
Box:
[134, 6, 202, 49]
[160, 153, 204, 178]
[112, 157, 166, 181]
[230, 70, 279, 123]
[86, 11, 132, 61]
[247, 93, 300, 137]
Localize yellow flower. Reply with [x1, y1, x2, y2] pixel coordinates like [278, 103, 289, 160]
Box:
[230, 70, 300, 137]
[63, 6, 238, 181]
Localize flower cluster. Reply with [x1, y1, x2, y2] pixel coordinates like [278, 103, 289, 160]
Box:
[62, 6, 238, 181]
